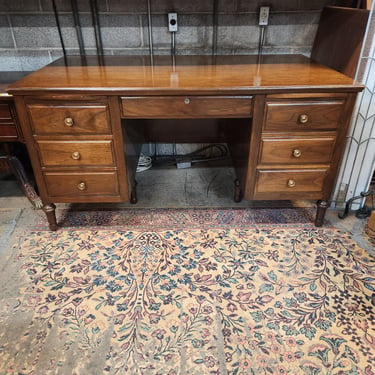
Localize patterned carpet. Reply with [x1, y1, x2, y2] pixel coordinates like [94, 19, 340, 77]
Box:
[1, 208, 374, 374]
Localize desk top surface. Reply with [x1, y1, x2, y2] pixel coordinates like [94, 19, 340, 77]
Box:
[7, 54, 363, 95]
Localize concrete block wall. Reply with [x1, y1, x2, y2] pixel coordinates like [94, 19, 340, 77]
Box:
[1, 0, 340, 71]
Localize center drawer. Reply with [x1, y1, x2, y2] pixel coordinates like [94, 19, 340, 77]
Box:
[37, 140, 115, 167]
[121, 96, 253, 118]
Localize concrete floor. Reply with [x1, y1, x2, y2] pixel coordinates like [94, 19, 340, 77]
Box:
[1, 165, 374, 257]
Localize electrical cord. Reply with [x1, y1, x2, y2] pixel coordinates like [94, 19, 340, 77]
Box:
[136, 154, 153, 172]
[137, 144, 229, 171]
[152, 143, 229, 167]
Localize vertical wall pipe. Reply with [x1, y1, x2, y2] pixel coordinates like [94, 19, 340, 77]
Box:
[212, 0, 218, 55]
[51, 0, 67, 57]
[147, 0, 154, 62]
[71, 0, 85, 55]
[89, 0, 104, 55]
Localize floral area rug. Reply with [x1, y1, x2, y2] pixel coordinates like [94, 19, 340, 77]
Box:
[1, 208, 375, 374]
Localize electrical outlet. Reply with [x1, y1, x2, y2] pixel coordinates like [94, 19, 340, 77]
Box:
[168, 12, 178, 32]
[259, 6, 270, 26]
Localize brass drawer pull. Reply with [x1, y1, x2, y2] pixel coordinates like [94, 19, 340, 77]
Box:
[287, 179, 296, 188]
[71, 151, 81, 160]
[77, 182, 86, 191]
[64, 117, 74, 127]
[184, 98, 191, 105]
[298, 114, 309, 124]
[292, 148, 302, 158]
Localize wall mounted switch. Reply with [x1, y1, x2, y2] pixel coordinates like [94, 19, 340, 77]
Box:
[259, 6, 270, 26]
[168, 12, 178, 32]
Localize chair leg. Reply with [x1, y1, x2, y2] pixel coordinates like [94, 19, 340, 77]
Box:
[365, 211, 375, 239]
[7, 155, 42, 208]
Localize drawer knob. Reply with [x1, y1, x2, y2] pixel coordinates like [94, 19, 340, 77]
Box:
[298, 114, 309, 124]
[292, 149, 302, 158]
[184, 98, 190, 105]
[71, 151, 81, 160]
[77, 182, 86, 191]
[64, 117, 74, 127]
[287, 179, 296, 188]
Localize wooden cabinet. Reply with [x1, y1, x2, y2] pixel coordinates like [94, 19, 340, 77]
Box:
[7, 55, 362, 230]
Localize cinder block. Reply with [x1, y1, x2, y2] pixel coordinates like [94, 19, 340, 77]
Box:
[217, 14, 259, 50]
[151, 0, 214, 14]
[0, 50, 52, 71]
[11, 15, 64, 48]
[99, 15, 142, 48]
[0, 16, 14, 48]
[0, 0, 40, 12]
[267, 23, 317, 48]
[107, 0, 147, 13]
[40, 0, 107, 12]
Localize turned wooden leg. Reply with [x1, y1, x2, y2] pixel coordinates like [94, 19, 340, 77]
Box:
[43, 203, 58, 231]
[315, 200, 330, 227]
[130, 180, 138, 204]
[234, 179, 242, 203]
[7, 155, 42, 208]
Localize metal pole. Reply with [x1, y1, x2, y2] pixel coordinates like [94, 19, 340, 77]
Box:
[51, 0, 66, 57]
[71, 0, 85, 56]
[212, 0, 218, 56]
[89, 0, 104, 56]
[147, 0, 154, 64]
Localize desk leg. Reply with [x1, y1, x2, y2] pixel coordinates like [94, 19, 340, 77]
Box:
[130, 180, 138, 204]
[43, 204, 58, 231]
[315, 200, 329, 227]
[234, 179, 242, 203]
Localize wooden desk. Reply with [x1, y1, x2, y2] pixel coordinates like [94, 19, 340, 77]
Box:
[7, 55, 363, 230]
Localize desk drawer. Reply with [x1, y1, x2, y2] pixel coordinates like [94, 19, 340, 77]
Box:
[121, 96, 253, 118]
[44, 171, 119, 197]
[0, 123, 18, 139]
[264, 99, 344, 131]
[0, 103, 13, 121]
[260, 137, 335, 164]
[27, 104, 110, 134]
[0, 101, 20, 141]
[255, 169, 327, 195]
[37, 140, 114, 167]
